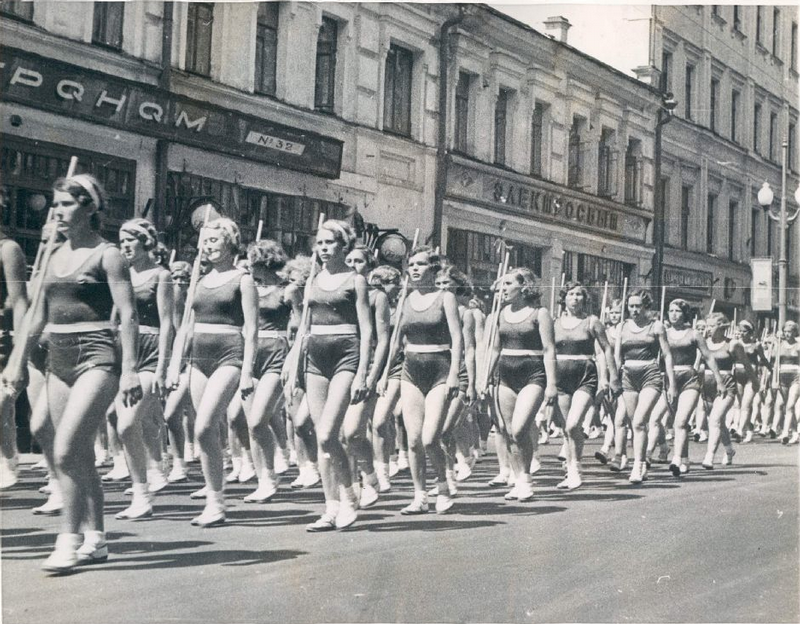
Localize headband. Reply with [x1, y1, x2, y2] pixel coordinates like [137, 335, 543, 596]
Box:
[121, 222, 156, 246]
[68, 175, 101, 211]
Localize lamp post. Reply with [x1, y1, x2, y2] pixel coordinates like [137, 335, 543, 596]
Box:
[757, 140, 800, 328]
[651, 92, 678, 308]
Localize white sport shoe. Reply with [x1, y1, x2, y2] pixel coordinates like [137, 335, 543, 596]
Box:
[42, 533, 81, 574]
[359, 483, 379, 508]
[167, 463, 188, 483]
[335, 500, 358, 529]
[529, 457, 542, 475]
[274, 449, 290, 475]
[76, 531, 108, 565]
[237, 457, 257, 483]
[147, 469, 169, 493]
[435, 494, 454, 514]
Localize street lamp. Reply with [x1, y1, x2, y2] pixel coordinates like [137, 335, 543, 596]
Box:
[651, 91, 678, 307]
[757, 140, 800, 328]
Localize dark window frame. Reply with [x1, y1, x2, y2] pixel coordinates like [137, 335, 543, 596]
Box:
[383, 44, 414, 138]
[681, 185, 691, 251]
[597, 128, 616, 198]
[685, 64, 694, 120]
[314, 16, 338, 112]
[707, 193, 716, 254]
[751, 208, 759, 257]
[710, 78, 719, 132]
[494, 89, 509, 166]
[754, 102, 762, 154]
[255, 2, 279, 96]
[773, 8, 781, 57]
[769, 112, 778, 162]
[791, 22, 798, 71]
[567, 118, 584, 189]
[733, 5, 742, 32]
[624, 139, 642, 207]
[728, 199, 738, 261]
[731, 89, 740, 142]
[186, 2, 214, 77]
[454, 71, 471, 155]
[756, 6, 764, 45]
[660, 51, 672, 93]
[92, 2, 124, 50]
[530, 103, 544, 178]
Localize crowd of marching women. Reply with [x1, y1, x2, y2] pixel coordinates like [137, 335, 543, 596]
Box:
[0, 170, 798, 574]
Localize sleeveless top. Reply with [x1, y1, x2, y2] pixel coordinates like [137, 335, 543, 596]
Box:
[308, 272, 359, 327]
[741, 341, 760, 366]
[46, 242, 115, 325]
[554, 316, 595, 356]
[619, 320, 660, 362]
[706, 340, 734, 372]
[193, 271, 245, 326]
[779, 340, 800, 367]
[402, 291, 450, 346]
[667, 327, 697, 367]
[133, 269, 161, 328]
[257, 285, 292, 332]
[499, 307, 543, 351]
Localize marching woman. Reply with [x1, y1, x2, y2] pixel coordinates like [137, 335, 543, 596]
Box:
[342, 244, 390, 508]
[397, 246, 462, 515]
[0, 227, 28, 488]
[241, 238, 301, 502]
[172, 217, 258, 526]
[114, 219, 174, 520]
[732, 320, 770, 444]
[701, 313, 759, 468]
[615, 290, 675, 483]
[662, 299, 725, 476]
[299, 221, 372, 532]
[595, 299, 622, 465]
[553, 282, 620, 489]
[3, 174, 142, 572]
[775, 321, 800, 444]
[370, 265, 403, 492]
[483, 268, 557, 501]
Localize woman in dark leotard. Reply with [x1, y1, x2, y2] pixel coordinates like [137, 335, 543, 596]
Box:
[178, 217, 258, 527]
[616, 290, 675, 483]
[662, 299, 724, 476]
[341, 244, 390, 509]
[0, 229, 28, 489]
[241, 239, 301, 503]
[484, 268, 557, 501]
[114, 219, 174, 520]
[369, 265, 402, 492]
[300, 221, 372, 532]
[732, 320, 770, 443]
[397, 246, 462, 515]
[4, 174, 142, 573]
[701, 313, 758, 468]
[554, 282, 620, 490]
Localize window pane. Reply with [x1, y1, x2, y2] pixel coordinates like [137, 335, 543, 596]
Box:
[314, 17, 338, 111]
[384, 45, 413, 136]
[187, 3, 213, 76]
[255, 3, 279, 95]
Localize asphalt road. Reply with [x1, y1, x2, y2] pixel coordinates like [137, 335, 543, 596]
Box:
[1, 436, 798, 624]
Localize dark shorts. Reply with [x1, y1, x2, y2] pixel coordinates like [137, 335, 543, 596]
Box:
[622, 362, 663, 393]
[778, 370, 800, 390]
[306, 334, 360, 380]
[702, 371, 737, 401]
[0, 330, 11, 372]
[191, 332, 243, 378]
[137, 332, 160, 374]
[556, 359, 598, 396]
[29, 339, 48, 373]
[387, 353, 404, 381]
[254, 336, 288, 379]
[499, 355, 546, 394]
[672, 368, 700, 394]
[47, 330, 120, 387]
[402, 350, 450, 396]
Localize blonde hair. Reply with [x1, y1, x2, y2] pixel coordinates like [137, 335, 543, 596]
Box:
[203, 217, 240, 252]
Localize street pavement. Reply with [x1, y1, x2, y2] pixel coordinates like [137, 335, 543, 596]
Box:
[1, 435, 798, 624]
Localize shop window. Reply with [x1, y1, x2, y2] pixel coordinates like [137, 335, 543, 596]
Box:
[255, 2, 279, 96]
[728, 199, 738, 261]
[314, 16, 338, 112]
[730, 90, 740, 143]
[164, 172, 347, 258]
[530, 103, 545, 178]
[1, 137, 135, 263]
[710, 78, 719, 132]
[681, 185, 691, 251]
[186, 3, 213, 77]
[0, 0, 33, 21]
[92, 2, 124, 50]
[494, 89, 509, 166]
[454, 71, 471, 155]
[383, 44, 413, 137]
[567, 117, 585, 189]
[597, 128, 617, 198]
[624, 139, 643, 207]
[562, 251, 634, 314]
[685, 64, 695, 120]
[446, 228, 542, 297]
[706, 193, 716, 254]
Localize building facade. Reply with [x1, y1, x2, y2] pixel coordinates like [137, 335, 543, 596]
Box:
[1, 1, 665, 309]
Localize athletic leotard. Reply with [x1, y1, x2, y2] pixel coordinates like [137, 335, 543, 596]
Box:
[734, 341, 761, 386]
[619, 320, 663, 392]
[306, 272, 360, 380]
[667, 327, 700, 394]
[191, 271, 245, 377]
[45, 242, 120, 386]
[554, 316, 598, 395]
[253, 284, 291, 378]
[703, 339, 737, 399]
[132, 268, 162, 373]
[777, 340, 800, 388]
[497, 306, 546, 393]
[401, 291, 452, 396]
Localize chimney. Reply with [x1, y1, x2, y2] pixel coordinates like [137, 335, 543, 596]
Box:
[543, 16, 571, 44]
